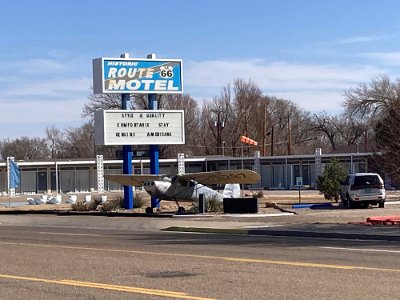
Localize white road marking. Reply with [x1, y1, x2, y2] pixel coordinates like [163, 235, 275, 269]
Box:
[222, 213, 294, 218]
[38, 232, 102, 237]
[245, 224, 285, 228]
[320, 246, 400, 254]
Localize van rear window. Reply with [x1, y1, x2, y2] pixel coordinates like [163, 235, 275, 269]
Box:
[354, 175, 381, 186]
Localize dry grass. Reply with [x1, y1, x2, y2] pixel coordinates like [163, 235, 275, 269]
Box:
[250, 190, 264, 198]
[134, 192, 149, 208]
[71, 192, 151, 212]
[2, 190, 399, 214]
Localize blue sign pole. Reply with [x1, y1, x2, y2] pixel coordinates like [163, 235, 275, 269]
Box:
[148, 93, 160, 209]
[122, 93, 134, 209]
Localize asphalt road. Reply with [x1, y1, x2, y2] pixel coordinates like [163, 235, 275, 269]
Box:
[0, 215, 400, 299]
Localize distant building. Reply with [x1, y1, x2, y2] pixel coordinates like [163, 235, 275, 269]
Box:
[0, 152, 372, 195]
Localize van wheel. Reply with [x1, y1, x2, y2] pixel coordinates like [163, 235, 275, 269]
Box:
[379, 201, 385, 208]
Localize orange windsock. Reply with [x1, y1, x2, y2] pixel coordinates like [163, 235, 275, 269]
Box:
[240, 135, 258, 145]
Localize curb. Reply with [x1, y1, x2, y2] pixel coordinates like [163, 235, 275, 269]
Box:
[0, 210, 175, 218]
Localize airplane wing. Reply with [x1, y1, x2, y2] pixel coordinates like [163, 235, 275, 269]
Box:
[104, 169, 260, 186]
[104, 174, 167, 186]
[178, 169, 260, 185]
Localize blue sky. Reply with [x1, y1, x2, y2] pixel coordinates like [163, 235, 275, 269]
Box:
[1, 0, 400, 140]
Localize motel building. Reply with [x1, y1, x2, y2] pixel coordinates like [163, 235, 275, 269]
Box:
[0, 152, 372, 196]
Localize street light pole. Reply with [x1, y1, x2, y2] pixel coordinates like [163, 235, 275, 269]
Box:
[212, 110, 224, 155]
[287, 111, 292, 155]
[263, 105, 267, 156]
[270, 125, 274, 156]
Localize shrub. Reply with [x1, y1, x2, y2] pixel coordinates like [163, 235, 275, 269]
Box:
[251, 190, 264, 198]
[134, 192, 148, 208]
[316, 158, 347, 202]
[188, 194, 224, 213]
[206, 194, 224, 212]
[86, 197, 102, 210]
[100, 198, 124, 212]
[187, 204, 200, 214]
[71, 200, 86, 211]
[72, 196, 112, 211]
[71, 193, 150, 212]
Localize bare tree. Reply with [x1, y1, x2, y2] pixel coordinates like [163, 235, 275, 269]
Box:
[311, 110, 376, 153]
[374, 99, 400, 181]
[287, 106, 314, 154]
[201, 94, 232, 156]
[157, 94, 202, 157]
[0, 137, 50, 160]
[267, 98, 314, 155]
[83, 93, 127, 118]
[343, 75, 400, 153]
[224, 79, 265, 156]
[344, 75, 400, 120]
[45, 126, 65, 158]
[233, 79, 264, 142]
[311, 112, 340, 151]
[199, 80, 317, 157]
[84, 92, 164, 119]
[62, 122, 96, 158]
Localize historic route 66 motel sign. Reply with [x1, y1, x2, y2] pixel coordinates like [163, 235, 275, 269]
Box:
[92, 55, 184, 209]
[93, 57, 183, 94]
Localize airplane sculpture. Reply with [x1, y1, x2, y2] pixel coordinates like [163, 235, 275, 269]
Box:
[104, 169, 261, 214]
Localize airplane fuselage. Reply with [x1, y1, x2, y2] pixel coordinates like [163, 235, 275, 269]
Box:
[143, 179, 223, 202]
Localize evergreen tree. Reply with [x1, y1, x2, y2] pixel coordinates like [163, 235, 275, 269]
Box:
[316, 158, 347, 201]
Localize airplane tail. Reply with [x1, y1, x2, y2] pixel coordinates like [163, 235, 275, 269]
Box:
[222, 183, 241, 198]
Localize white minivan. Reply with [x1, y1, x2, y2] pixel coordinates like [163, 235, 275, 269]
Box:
[340, 173, 385, 208]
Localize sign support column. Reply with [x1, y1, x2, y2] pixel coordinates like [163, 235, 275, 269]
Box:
[120, 53, 133, 209]
[147, 53, 160, 209]
[122, 92, 133, 209]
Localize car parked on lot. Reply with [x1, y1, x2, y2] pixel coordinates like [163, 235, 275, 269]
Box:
[340, 173, 385, 208]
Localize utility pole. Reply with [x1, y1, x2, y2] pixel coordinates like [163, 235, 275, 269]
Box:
[263, 105, 267, 156]
[287, 111, 292, 155]
[270, 125, 274, 156]
[212, 110, 224, 155]
[364, 130, 368, 152]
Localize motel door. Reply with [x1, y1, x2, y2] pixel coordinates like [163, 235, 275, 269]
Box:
[37, 171, 47, 193]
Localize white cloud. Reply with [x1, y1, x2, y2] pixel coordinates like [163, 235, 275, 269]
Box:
[0, 75, 91, 139]
[360, 51, 400, 66]
[0, 77, 92, 98]
[0, 98, 85, 124]
[184, 59, 385, 112]
[271, 91, 345, 112]
[20, 59, 66, 74]
[336, 35, 392, 44]
[0, 58, 67, 76]
[0, 96, 87, 139]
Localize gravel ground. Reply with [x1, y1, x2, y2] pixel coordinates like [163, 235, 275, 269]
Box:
[0, 190, 399, 225]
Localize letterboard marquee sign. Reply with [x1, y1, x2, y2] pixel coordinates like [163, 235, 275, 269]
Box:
[94, 110, 185, 145]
